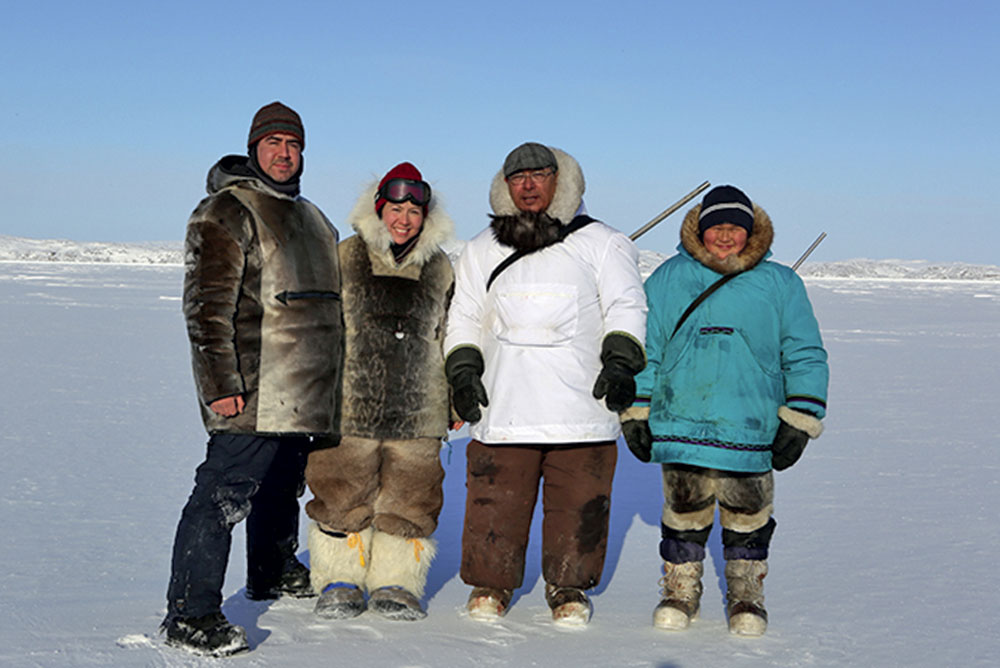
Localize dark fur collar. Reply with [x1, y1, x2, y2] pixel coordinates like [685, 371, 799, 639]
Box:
[490, 211, 563, 251]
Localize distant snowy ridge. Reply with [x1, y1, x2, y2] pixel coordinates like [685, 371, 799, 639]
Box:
[0, 235, 182, 265]
[796, 258, 1000, 281]
[2, 235, 998, 281]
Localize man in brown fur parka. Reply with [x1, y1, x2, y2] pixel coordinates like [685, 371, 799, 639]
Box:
[305, 162, 454, 621]
[163, 102, 343, 657]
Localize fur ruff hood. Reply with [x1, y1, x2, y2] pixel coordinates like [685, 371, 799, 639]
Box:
[345, 180, 455, 270]
[488, 147, 585, 224]
[680, 202, 774, 275]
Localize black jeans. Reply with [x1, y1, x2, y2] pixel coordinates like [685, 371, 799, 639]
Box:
[166, 433, 308, 619]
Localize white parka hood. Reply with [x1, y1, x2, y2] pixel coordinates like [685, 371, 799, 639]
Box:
[488, 147, 586, 224]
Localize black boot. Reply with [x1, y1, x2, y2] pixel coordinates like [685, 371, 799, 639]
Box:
[162, 612, 249, 657]
[246, 557, 315, 600]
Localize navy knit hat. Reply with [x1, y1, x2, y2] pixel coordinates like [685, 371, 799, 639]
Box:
[248, 101, 305, 151]
[698, 185, 754, 237]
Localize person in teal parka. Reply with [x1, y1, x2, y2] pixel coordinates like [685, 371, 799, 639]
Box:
[620, 185, 828, 637]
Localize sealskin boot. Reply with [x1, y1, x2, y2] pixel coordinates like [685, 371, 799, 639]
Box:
[545, 584, 591, 626]
[726, 558, 768, 637]
[315, 582, 366, 619]
[653, 560, 704, 630]
[466, 587, 513, 621]
[369, 586, 427, 621]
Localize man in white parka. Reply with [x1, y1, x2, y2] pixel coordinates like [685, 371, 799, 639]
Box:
[444, 142, 647, 625]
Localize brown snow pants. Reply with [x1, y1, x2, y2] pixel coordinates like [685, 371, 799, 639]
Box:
[304, 435, 444, 539]
[461, 439, 617, 591]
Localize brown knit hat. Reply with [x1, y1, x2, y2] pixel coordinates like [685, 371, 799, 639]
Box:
[248, 101, 305, 151]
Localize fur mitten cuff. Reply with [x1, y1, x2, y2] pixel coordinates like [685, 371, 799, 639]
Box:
[777, 406, 823, 439]
[619, 405, 650, 422]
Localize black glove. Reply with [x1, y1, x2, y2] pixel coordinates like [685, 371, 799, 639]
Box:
[592, 334, 645, 412]
[771, 419, 810, 471]
[622, 419, 652, 462]
[445, 347, 489, 423]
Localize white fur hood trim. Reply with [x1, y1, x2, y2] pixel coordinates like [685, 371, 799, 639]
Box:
[346, 179, 455, 270]
[488, 147, 585, 224]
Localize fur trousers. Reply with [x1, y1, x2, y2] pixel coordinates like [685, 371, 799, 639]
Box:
[659, 464, 775, 564]
[305, 435, 444, 538]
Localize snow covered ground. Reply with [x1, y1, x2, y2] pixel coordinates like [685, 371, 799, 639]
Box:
[1, 254, 998, 667]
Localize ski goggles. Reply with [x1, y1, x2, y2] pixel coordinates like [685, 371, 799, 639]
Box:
[376, 178, 432, 207]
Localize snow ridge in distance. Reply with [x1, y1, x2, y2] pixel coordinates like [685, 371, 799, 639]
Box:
[2, 235, 998, 282]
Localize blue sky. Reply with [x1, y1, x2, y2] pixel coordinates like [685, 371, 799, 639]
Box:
[2, 0, 997, 262]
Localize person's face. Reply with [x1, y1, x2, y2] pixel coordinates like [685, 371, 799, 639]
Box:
[381, 200, 425, 244]
[702, 223, 748, 259]
[506, 168, 558, 213]
[255, 133, 302, 182]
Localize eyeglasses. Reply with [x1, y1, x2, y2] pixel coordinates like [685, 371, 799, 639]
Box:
[507, 168, 555, 186]
[377, 178, 432, 206]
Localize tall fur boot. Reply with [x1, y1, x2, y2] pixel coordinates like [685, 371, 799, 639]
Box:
[653, 560, 704, 630]
[365, 531, 437, 621]
[307, 523, 372, 619]
[725, 558, 768, 636]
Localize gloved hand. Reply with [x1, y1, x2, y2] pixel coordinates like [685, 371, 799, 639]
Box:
[770, 420, 809, 471]
[622, 419, 652, 462]
[445, 347, 489, 423]
[592, 334, 645, 412]
[771, 407, 823, 471]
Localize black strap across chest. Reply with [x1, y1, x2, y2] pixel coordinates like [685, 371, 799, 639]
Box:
[670, 271, 742, 339]
[486, 215, 596, 291]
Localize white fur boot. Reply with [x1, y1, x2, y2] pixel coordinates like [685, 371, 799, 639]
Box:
[365, 532, 436, 621]
[307, 523, 372, 619]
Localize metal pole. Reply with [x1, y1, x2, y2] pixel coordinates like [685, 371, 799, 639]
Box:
[630, 180, 711, 241]
[791, 232, 827, 271]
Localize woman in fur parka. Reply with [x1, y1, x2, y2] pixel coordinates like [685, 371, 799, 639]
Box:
[304, 162, 454, 621]
[621, 185, 828, 637]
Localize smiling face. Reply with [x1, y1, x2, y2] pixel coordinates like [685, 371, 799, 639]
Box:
[702, 223, 748, 259]
[507, 169, 558, 213]
[255, 132, 302, 182]
[381, 200, 425, 244]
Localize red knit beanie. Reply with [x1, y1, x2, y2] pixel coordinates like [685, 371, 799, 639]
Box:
[375, 162, 428, 216]
[248, 101, 305, 151]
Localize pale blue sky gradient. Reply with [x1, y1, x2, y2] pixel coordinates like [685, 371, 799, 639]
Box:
[2, 0, 997, 262]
